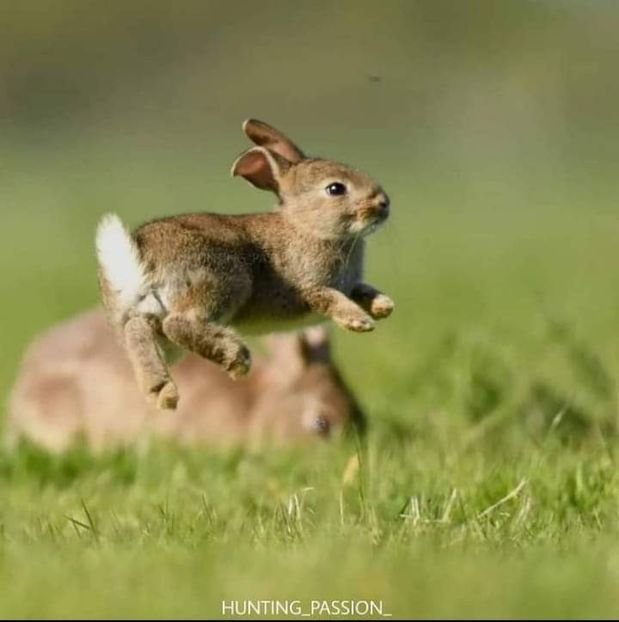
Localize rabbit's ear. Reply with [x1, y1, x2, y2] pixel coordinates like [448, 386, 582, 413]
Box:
[242, 119, 305, 164]
[231, 146, 290, 192]
[299, 326, 331, 364]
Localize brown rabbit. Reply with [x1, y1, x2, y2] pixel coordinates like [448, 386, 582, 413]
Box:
[96, 119, 393, 410]
[6, 309, 365, 453]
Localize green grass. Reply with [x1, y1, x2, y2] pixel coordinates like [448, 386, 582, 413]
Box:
[1, 442, 619, 618]
[2, 139, 619, 618]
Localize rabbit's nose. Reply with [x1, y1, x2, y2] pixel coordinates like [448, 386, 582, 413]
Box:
[376, 194, 390, 219]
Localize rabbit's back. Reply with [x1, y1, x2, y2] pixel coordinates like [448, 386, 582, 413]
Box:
[132, 211, 365, 332]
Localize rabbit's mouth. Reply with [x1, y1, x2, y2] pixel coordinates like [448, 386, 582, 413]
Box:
[352, 210, 389, 236]
[360, 222, 382, 236]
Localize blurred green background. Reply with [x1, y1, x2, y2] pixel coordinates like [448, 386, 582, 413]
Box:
[2, 1, 619, 618]
[2, 0, 619, 409]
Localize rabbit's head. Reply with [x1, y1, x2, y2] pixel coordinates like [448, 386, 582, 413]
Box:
[232, 119, 390, 240]
[258, 326, 366, 441]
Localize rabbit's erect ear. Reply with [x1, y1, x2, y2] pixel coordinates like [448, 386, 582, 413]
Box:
[231, 146, 290, 192]
[242, 119, 305, 164]
[299, 326, 331, 364]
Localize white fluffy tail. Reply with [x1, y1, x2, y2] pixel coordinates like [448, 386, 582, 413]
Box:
[96, 214, 148, 311]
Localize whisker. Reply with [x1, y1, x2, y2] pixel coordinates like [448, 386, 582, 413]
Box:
[343, 231, 362, 269]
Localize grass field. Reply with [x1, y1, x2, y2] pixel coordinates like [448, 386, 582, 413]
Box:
[1, 136, 619, 619]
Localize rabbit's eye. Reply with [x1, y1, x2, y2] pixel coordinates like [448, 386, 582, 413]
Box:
[325, 182, 347, 196]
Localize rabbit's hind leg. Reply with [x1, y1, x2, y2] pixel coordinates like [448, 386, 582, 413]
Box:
[160, 267, 253, 378]
[162, 314, 251, 379]
[124, 316, 179, 410]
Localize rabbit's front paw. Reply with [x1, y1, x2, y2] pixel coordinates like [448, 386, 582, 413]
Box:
[336, 313, 375, 333]
[370, 294, 394, 319]
[223, 343, 252, 379]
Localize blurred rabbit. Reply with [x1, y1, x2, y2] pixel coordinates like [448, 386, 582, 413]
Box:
[6, 309, 365, 453]
[96, 119, 393, 409]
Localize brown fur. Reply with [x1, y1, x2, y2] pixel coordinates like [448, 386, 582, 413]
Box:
[98, 119, 393, 408]
[6, 310, 365, 452]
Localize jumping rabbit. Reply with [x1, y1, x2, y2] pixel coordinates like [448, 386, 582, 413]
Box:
[96, 119, 393, 409]
[7, 309, 365, 453]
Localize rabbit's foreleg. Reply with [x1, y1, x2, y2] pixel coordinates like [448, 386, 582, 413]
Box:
[349, 283, 394, 320]
[303, 286, 375, 333]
